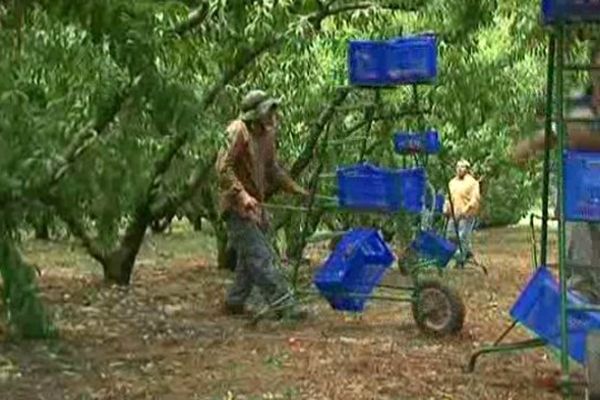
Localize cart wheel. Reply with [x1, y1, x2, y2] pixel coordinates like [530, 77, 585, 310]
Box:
[586, 331, 600, 400]
[411, 279, 465, 336]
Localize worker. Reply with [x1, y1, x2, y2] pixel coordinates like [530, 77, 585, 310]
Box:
[216, 89, 309, 319]
[444, 159, 481, 261]
[512, 47, 600, 302]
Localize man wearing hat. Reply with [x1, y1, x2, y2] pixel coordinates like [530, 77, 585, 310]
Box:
[444, 159, 481, 260]
[216, 89, 309, 318]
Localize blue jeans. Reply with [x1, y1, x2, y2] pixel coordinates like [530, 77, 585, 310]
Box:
[446, 216, 476, 258]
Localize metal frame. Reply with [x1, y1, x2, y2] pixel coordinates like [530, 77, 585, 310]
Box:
[466, 15, 600, 399]
[252, 79, 465, 329]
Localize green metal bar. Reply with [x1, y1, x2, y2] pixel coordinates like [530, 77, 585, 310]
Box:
[466, 338, 547, 373]
[530, 213, 539, 268]
[568, 305, 600, 312]
[555, 24, 571, 398]
[563, 64, 600, 71]
[376, 284, 417, 291]
[493, 320, 519, 345]
[541, 34, 556, 267]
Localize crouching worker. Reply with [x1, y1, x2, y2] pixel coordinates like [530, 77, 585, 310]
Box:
[216, 89, 309, 319]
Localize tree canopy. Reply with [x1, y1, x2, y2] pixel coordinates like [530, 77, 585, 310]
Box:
[1, 0, 593, 337]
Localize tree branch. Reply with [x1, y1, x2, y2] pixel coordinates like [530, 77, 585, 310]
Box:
[44, 195, 105, 262]
[150, 154, 217, 219]
[310, 0, 423, 25]
[47, 88, 128, 188]
[290, 87, 351, 178]
[172, 3, 209, 36]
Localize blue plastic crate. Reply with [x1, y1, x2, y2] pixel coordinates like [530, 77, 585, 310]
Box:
[313, 228, 395, 312]
[542, 0, 600, 24]
[564, 151, 600, 222]
[348, 34, 437, 87]
[393, 130, 441, 155]
[425, 192, 445, 214]
[510, 266, 600, 364]
[336, 164, 426, 214]
[399, 167, 427, 213]
[337, 163, 403, 212]
[386, 35, 437, 84]
[410, 230, 456, 268]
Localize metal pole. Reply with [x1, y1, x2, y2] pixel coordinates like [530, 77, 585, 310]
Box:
[541, 34, 556, 267]
[555, 23, 571, 397]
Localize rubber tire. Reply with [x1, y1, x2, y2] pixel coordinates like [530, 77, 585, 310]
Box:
[586, 331, 600, 400]
[411, 279, 465, 336]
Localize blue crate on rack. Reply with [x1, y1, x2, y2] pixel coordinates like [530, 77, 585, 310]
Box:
[399, 167, 427, 213]
[393, 130, 441, 155]
[510, 266, 600, 364]
[387, 35, 438, 84]
[348, 34, 437, 87]
[563, 150, 600, 222]
[410, 230, 457, 268]
[336, 164, 426, 213]
[542, 0, 600, 24]
[313, 228, 395, 312]
[425, 192, 445, 214]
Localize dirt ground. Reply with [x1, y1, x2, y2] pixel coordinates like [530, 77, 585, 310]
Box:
[0, 226, 579, 399]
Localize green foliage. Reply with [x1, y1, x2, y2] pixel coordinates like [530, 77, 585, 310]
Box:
[1, 0, 595, 303]
[0, 238, 56, 339]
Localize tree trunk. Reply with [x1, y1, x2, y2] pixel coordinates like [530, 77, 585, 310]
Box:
[102, 210, 150, 285]
[0, 239, 55, 339]
[33, 219, 50, 240]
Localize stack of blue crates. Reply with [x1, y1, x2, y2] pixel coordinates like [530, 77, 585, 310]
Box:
[313, 229, 395, 312]
[317, 32, 448, 312]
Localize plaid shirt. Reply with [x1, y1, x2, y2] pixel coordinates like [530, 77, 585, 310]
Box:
[216, 119, 303, 218]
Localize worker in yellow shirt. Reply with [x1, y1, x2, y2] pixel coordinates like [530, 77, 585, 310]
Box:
[443, 160, 481, 261]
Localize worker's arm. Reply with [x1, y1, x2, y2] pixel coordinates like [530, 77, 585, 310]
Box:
[512, 128, 600, 163]
[271, 161, 308, 196]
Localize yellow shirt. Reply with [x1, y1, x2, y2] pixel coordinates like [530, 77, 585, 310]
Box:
[445, 174, 480, 217]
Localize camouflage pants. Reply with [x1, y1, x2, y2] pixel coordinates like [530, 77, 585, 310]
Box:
[567, 222, 600, 303]
[225, 213, 293, 307]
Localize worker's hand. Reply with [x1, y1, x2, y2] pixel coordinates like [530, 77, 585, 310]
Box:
[298, 187, 311, 199]
[240, 191, 258, 211]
